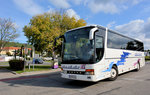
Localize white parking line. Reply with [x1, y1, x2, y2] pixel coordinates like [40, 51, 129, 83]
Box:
[120, 78, 145, 82]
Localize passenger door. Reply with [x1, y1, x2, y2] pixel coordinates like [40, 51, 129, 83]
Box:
[95, 35, 104, 62]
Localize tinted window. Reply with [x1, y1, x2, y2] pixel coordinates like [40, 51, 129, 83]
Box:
[95, 36, 103, 48]
[134, 40, 144, 51]
[107, 31, 144, 51]
[95, 28, 105, 62]
[95, 35, 103, 61]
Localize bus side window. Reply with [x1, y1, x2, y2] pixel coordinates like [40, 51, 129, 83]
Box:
[95, 35, 104, 61]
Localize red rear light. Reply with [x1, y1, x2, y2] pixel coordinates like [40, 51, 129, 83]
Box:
[85, 69, 94, 75]
[86, 69, 94, 72]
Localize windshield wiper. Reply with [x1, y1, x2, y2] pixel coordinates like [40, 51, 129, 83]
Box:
[70, 58, 82, 62]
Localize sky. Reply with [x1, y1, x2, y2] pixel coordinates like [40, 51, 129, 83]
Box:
[0, 0, 150, 49]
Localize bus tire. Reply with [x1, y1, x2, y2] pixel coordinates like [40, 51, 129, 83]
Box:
[108, 66, 118, 81]
[136, 63, 140, 71]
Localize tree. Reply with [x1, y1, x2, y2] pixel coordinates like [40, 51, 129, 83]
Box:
[0, 18, 19, 54]
[23, 10, 87, 56]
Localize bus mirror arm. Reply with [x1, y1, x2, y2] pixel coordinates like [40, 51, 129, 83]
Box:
[89, 27, 98, 40]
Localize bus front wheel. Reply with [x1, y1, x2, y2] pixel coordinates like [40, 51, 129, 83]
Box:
[108, 66, 118, 81]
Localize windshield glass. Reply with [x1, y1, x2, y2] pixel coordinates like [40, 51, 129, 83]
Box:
[62, 27, 95, 64]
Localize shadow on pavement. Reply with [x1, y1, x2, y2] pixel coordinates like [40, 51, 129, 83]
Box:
[0, 68, 12, 73]
[0, 71, 104, 89]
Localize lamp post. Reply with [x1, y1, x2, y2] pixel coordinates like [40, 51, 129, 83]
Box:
[32, 45, 35, 70]
[23, 44, 27, 71]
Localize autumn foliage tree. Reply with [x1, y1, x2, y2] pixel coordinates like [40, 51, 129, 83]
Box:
[23, 11, 87, 56]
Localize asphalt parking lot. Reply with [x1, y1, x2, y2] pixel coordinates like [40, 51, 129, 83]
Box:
[0, 62, 150, 95]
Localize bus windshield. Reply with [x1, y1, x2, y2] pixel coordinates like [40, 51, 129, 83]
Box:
[62, 27, 95, 64]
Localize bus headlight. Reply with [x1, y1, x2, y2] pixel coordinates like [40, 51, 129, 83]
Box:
[85, 69, 94, 75]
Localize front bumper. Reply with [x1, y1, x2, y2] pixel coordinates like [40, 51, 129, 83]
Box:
[61, 73, 98, 82]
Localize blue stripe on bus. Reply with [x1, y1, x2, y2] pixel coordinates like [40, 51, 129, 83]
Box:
[103, 52, 130, 72]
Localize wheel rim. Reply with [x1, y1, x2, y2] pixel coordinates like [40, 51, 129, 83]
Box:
[111, 68, 117, 78]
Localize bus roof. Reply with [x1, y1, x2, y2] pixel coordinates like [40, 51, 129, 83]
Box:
[66, 25, 143, 43]
[66, 25, 106, 33]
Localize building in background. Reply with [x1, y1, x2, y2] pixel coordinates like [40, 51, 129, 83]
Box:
[1, 47, 31, 55]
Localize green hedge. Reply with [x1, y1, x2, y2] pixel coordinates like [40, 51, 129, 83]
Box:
[145, 56, 150, 60]
[9, 59, 25, 70]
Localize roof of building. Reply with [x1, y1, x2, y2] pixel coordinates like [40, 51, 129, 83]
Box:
[3, 47, 31, 50]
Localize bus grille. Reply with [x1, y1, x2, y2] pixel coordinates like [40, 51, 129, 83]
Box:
[67, 71, 85, 75]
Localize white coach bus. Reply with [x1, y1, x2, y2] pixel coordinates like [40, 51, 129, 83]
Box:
[60, 25, 145, 82]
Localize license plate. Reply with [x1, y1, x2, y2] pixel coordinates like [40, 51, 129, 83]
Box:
[69, 75, 76, 79]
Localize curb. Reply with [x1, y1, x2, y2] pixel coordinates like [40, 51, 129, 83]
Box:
[11, 71, 18, 75]
[20, 68, 61, 76]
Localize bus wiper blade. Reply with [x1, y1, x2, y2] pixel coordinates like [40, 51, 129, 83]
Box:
[70, 58, 82, 62]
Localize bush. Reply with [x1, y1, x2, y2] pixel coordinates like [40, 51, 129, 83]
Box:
[145, 56, 150, 60]
[9, 59, 25, 70]
[6, 52, 11, 56]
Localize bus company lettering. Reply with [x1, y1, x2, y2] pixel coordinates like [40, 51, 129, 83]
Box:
[62, 65, 81, 69]
[135, 53, 142, 56]
[81, 64, 86, 69]
[62, 65, 86, 69]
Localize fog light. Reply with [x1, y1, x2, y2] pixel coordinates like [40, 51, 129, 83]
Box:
[61, 70, 67, 74]
[64, 70, 67, 74]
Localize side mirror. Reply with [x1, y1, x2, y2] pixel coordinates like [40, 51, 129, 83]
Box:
[89, 27, 98, 40]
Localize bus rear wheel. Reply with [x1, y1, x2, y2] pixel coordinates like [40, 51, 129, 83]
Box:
[108, 67, 118, 81]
